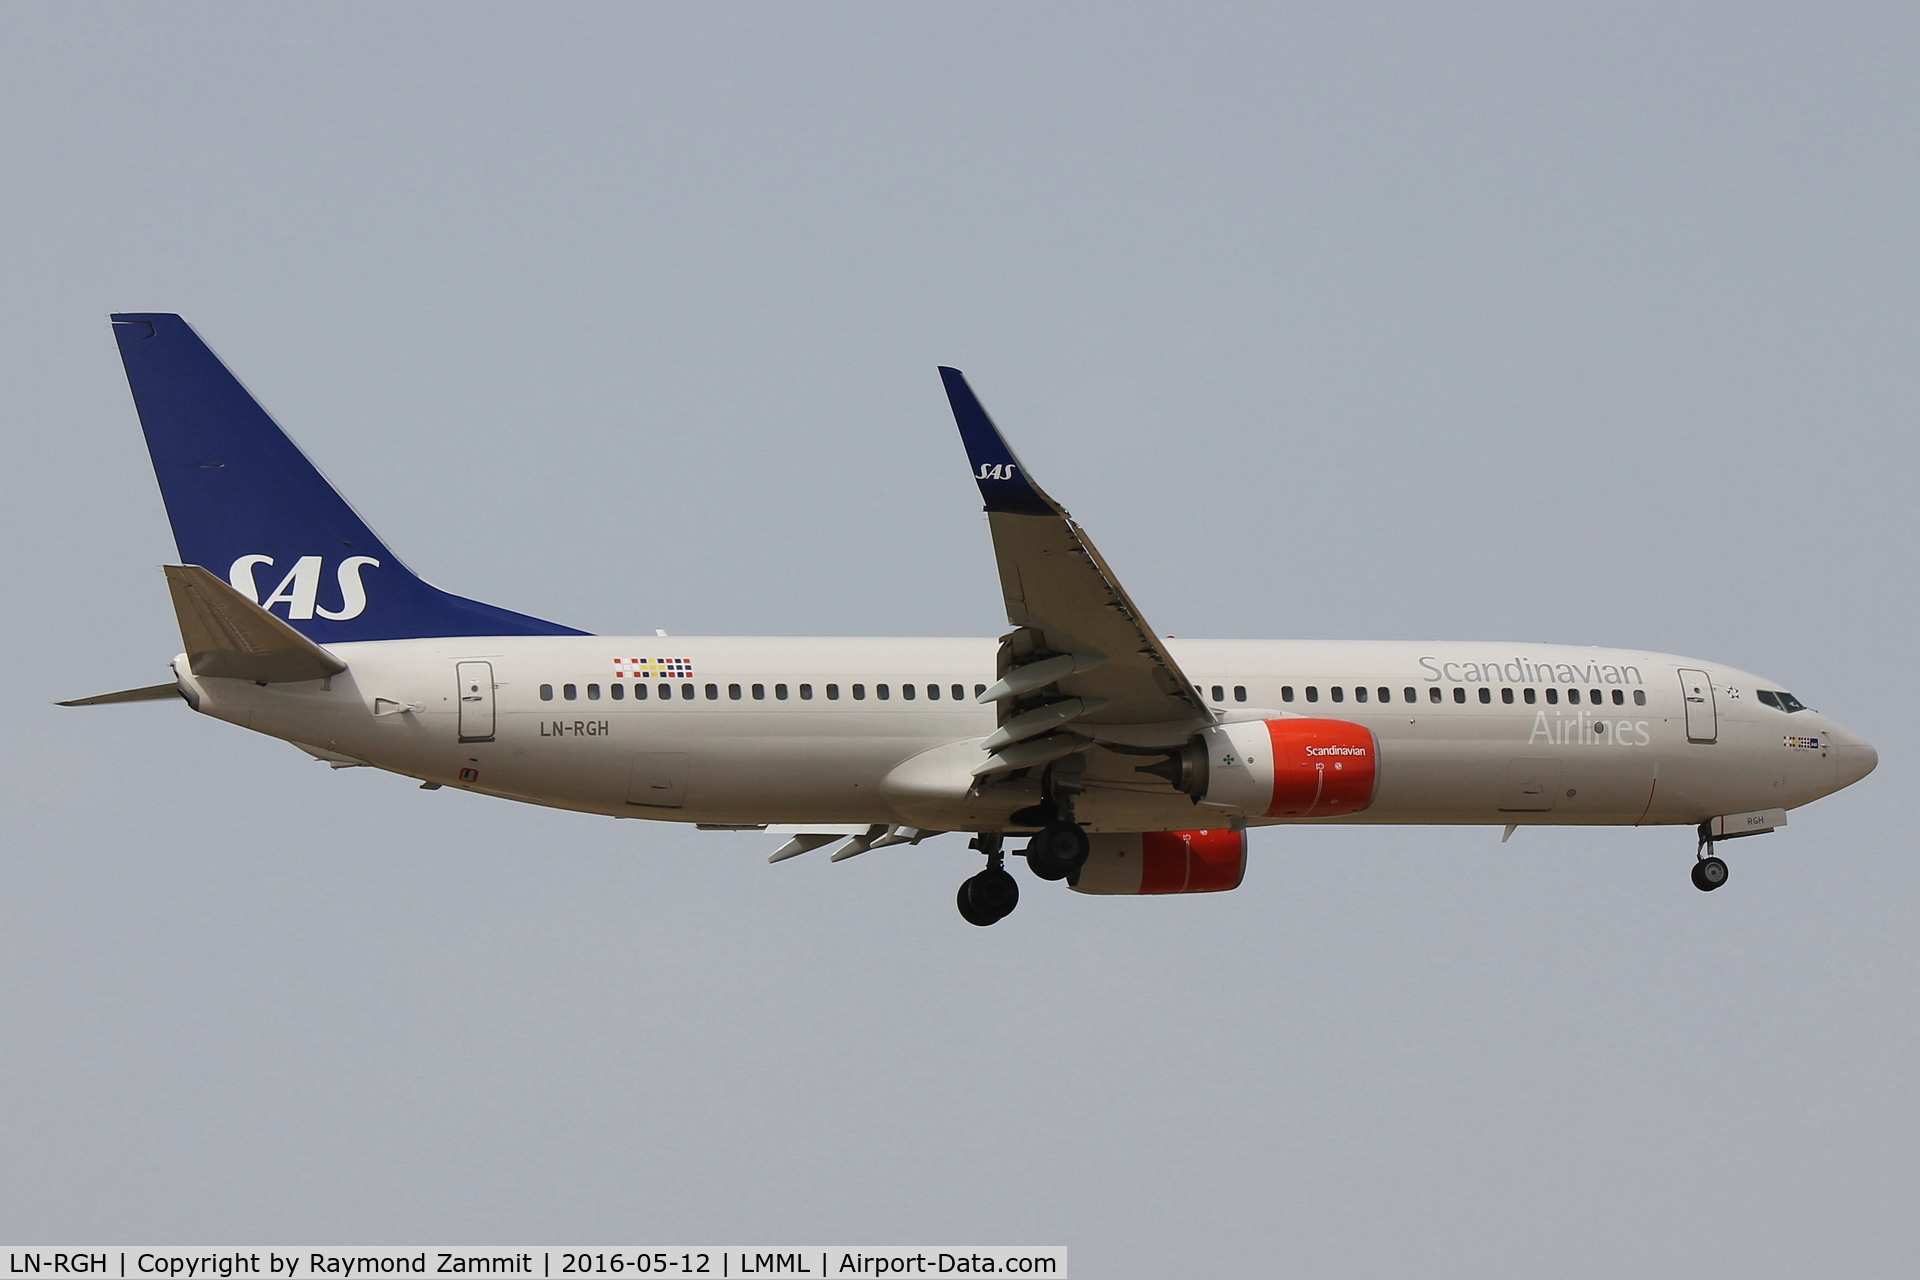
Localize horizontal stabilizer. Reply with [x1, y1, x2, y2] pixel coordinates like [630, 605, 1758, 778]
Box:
[165, 564, 348, 682]
[57, 682, 183, 707]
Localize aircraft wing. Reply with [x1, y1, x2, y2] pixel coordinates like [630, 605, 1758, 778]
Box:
[940, 368, 1211, 758]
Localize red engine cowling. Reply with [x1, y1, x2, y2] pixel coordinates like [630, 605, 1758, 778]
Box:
[1148, 718, 1379, 818]
[1070, 829, 1248, 896]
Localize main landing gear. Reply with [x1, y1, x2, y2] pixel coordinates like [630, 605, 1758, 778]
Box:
[1011, 760, 1091, 886]
[960, 760, 1090, 923]
[956, 823, 1091, 924]
[1023, 822, 1090, 883]
[958, 835, 1020, 926]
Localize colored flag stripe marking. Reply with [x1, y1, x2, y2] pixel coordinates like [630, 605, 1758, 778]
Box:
[611, 657, 695, 677]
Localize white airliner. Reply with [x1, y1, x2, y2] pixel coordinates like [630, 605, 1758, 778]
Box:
[67, 315, 1877, 924]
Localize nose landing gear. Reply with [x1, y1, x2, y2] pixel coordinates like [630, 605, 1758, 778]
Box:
[958, 835, 1020, 926]
[1693, 821, 1730, 892]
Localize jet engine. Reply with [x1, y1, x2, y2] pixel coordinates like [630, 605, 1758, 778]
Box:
[1140, 718, 1379, 818]
[1070, 829, 1248, 895]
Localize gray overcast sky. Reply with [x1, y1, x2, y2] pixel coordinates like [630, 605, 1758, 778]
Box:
[3, 3, 1916, 1274]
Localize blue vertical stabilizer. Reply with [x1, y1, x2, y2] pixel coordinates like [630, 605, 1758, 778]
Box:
[111, 313, 586, 642]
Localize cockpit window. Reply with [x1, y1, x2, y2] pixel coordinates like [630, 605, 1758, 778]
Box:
[1758, 689, 1807, 713]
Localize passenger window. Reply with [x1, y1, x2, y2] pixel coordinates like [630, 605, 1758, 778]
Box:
[775, 684, 789, 700]
[877, 684, 890, 700]
[680, 683, 695, 700]
[539, 684, 554, 701]
[1428, 688, 1441, 704]
[752, 683, 765, 700]
[1306, 686, 1319, 703]
[1282, 686, 1295, 702]
[1453, 688, 1466, 704]
[1354, 687, 1367, 703]
[634, 683, 649, 701]
[826, 684, 839, 700]
[1546, 688, 1559, 705]
[927, 684, 939, 700]
[1478, 688, 1491, 703]
[1611, 689, 1624, 705]
[1567, 689, 1580, 705]
[952, 684, 965, 700]
[798, 684, 811, 700]
[1501, 688, 1514, 704]
[974, 684, 987, 697]
[853, 684, 866, 700]
[1235, 686, 1247, 702]
[902, 684, 916, 700]
[563, 683, 578, 700]
[1633, 690, 1646, 706]
[1404, 687, 1416, 703]
[1211, 685, 1224, 702]
[1524, 688, 1536, 704]
[1378, 687, 1390, 703]
[587, 684, 601, 700]
[611, 683, 625, 701]
[1331, 687, 1345, 703]
[727, 684, 742, 700]
[705, 683, 719, 700]
[1591, 689, 1602, 704]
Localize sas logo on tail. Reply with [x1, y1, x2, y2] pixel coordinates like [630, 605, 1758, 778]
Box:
[975, 463, 1019, 481]
[229, 554, 380, 620]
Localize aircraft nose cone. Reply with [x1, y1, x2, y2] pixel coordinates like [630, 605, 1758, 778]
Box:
[1834, 738, 1878, 789]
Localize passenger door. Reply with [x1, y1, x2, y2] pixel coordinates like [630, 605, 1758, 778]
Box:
[1678, 668, 1717, 743]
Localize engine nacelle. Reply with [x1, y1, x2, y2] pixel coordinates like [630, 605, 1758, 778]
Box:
[1146, 718, 1379, 818]
[1070, 829, 1247, 895]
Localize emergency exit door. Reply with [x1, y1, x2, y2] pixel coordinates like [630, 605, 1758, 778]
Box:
[1678, 668, 1717, 743]
[457, 661, 496, 742]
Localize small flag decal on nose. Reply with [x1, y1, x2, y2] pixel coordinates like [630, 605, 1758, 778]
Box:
[614, 657, 694, 678]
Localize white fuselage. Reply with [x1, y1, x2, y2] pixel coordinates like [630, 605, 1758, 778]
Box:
[170, 635, 1876, 835]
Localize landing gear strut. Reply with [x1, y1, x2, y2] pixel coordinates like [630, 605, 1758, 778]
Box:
[1693, 822, 1729, 892]
[958, 835, 1020, 926]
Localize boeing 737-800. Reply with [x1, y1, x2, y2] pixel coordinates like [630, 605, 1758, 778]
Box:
[65, 314, 1877, 924]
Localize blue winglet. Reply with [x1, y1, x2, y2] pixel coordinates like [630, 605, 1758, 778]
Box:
[112, 313, 587, 643]
[939, 367, 1057, 516]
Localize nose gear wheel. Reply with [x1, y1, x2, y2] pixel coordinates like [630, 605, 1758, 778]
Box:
[1691, 855, 1728, 892]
